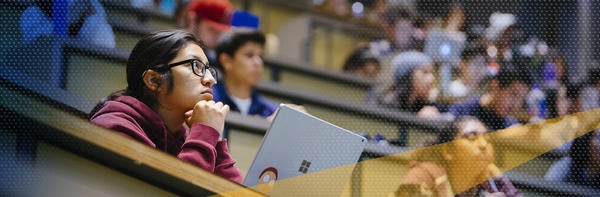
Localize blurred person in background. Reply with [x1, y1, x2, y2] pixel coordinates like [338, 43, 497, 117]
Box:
[362, 5, 423, 107]
[368, 51, 445, 146]
[545, 130, 600, 188]
[20, 0, 115, 48]
[390, 116, 521, 197]
[372, 5, 419, 57]
[342, 46, 381, 78]
[448, 41, 490, 99]
[213, 29, 276, 118]
[576, 68, 600, 113]
[213, 29, 305, 122]
[541, 50, 571, 119]
[181, 0, 234, 63]
[131, 0, 182, 15]
[370, 51, 442, 118]
[449, 68, 532, 132]
[314, 0, 351, 18]
[495, 24, 526, 69]
[546, 68, 600, 155]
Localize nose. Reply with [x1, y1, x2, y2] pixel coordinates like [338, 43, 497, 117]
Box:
[477, 136, 489, 151]
[254, 56, 264, 67]
[426, 73, 435, 83]
[201, 71, 216, 87]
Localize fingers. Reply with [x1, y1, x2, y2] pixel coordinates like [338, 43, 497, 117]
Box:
[221, 104, 230, 114]
[189, 100, 227, 133]
[215, 101, 223, 109]
[193, 101, 228, 112]
[206, 100, 216, 106]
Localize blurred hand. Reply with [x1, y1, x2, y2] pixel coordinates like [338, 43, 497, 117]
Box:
[418, 106, 440, 119]
[285, 104, 307, 113]
[266, 104, 307, 122]
[486, 164, 502, 178]
[185, 100, 229, 136]
[484, 192, 506, 197]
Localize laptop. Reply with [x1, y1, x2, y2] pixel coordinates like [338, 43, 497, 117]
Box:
[424, 28, 466, 65]
[243, 104, 366, 196]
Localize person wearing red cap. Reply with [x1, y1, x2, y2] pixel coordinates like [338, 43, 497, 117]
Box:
[183, 0, 234, 50]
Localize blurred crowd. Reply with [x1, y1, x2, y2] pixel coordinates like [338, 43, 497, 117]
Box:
[13, 0, 600, 195]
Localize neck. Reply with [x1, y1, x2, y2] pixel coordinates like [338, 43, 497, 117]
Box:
[408, 93, 417, 106]
[156, 105, 185, 134]
[224, 76, 252, 99]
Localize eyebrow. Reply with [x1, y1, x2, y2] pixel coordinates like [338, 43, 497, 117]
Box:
[461, 130, 485, 137]
[188, 55, 208, 63]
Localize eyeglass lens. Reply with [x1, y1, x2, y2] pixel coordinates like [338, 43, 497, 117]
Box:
[192, 60, 216, 78]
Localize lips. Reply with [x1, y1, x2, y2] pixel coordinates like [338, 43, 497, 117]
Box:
[202, 89, 213, 95]
[201, 89, 213, 100]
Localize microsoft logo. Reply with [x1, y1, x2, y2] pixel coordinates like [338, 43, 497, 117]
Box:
[298, 160, 311, 174]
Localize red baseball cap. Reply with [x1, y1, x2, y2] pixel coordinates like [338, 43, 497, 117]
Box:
[187, 0, 234, 31]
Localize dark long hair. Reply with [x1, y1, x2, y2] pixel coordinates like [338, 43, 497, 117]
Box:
[414, 116, 485, 166]
[386, 51, 434, 112]
[89, 30, 205, 117]
[393, 73, 415, 111]
[342, 47, 380, 73]
[568, 132, 592, 185]
[438, 116, 485, 145]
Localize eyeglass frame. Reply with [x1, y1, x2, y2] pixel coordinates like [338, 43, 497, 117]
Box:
[150, 58, 217, 79]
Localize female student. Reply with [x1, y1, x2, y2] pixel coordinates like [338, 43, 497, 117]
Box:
[391, 116, 521, 197]
[90, 30, 243, 183]
[372, 51, 442, 118]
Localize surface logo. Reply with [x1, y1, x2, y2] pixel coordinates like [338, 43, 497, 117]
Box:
[298, 160, 311, 174]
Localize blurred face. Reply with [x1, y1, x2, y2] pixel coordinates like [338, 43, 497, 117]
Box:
[446, 7, 465, 30]
[158, 43, 216, 112]
[224, 42, 264, 86]
[447, 120, 494, 173]
[195, 21, 223, 49]
[411, 64, 435, 100]
[355, 61, 380, 78]
[362, 62, 380, 78]
[497, 82, 529, 116]
[461, 55, 487, 86]
[392, 19, 414, 50]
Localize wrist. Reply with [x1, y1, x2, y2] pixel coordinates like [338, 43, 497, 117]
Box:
[189, 123, 220, 145]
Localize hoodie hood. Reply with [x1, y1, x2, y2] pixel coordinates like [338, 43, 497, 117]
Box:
[90, 95, 185, 155]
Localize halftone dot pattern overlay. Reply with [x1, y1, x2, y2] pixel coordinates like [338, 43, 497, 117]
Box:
[2, 0, 600, 196]
[220, 108, 600, 196]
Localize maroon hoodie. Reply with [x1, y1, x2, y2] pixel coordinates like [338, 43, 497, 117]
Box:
[90, 96, 243, 183]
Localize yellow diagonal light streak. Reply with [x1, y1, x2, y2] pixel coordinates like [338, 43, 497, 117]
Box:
[214, 108, 600, 197]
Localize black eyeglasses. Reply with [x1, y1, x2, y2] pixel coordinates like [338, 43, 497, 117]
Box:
[154, 59, 217, 79]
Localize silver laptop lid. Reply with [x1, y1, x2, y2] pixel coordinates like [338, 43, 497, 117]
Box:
[243, 104, 366, 196]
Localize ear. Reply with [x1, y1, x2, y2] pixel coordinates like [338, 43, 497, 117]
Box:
[441, 144, 453, 161]
[142, 70, 162, 92]
[219, 53, 234, 72]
